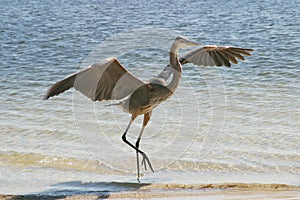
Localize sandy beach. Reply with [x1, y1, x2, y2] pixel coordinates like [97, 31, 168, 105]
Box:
[1, 183, 299, 200]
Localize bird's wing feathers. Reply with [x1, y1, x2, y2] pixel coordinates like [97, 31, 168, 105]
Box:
[44, 57, 145, 101]
[43, 72, 76, 100]
[179, 46, 254, 67]
[45, 45, 254, 100]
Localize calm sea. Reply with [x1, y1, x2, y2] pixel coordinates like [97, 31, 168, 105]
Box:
[1, 0, 299, 195]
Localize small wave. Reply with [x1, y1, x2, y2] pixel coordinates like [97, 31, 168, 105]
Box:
[0, 151, 123, 175]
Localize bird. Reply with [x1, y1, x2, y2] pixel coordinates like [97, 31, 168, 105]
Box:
[43, 36, 253, 180]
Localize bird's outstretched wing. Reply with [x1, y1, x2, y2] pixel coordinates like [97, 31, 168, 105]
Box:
[179, 46, 254, 67]
[44, 57, 145, 101]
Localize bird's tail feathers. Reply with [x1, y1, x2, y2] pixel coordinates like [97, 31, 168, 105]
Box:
[104, 101, 123, 107]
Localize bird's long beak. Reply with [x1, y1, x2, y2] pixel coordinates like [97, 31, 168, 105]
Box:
[187, 40, 201, 46]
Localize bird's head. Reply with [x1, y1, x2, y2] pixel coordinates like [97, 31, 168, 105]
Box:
[174, 36, 201, 48]
[170, 36, 201, 53]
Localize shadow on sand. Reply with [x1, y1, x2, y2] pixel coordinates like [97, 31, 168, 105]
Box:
[6, 181, 151, 200]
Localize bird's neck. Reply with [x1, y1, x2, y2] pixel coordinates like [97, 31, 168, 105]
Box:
[167, 49, 182, 93]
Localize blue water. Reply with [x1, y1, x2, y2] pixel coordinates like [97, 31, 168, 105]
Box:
[1, 0, 299, 195]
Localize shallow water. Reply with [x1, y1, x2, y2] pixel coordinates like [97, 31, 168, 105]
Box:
[1, 0, 299, 195]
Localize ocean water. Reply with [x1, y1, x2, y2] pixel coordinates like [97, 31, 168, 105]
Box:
[1, 0, 299, 196]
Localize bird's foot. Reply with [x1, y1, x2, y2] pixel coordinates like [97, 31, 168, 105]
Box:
[140, 151, 154, 173]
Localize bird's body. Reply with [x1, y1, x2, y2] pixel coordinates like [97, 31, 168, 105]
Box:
[121, 52, 182, 117]
[123, 81, 171, 115]
[44, 36, 253, 180]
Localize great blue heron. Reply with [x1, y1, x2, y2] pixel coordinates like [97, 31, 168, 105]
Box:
[44, 36, 253, 180]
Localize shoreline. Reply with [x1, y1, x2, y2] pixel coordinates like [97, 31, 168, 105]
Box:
[1, 182, 299, 200]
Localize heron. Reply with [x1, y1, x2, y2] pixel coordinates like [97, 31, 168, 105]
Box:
[44, 36, 253, 180]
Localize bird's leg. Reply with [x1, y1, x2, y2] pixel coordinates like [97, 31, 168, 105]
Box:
[121, 114, 154, 180]
[135, 111, 152, 179]
[135, 126, 145, 180]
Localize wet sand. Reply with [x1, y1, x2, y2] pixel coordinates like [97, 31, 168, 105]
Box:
[1, 183, 299, 200]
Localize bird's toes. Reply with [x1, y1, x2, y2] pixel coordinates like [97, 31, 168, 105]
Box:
[141, 155, 147, 170]
[140, 152, 154, 173]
